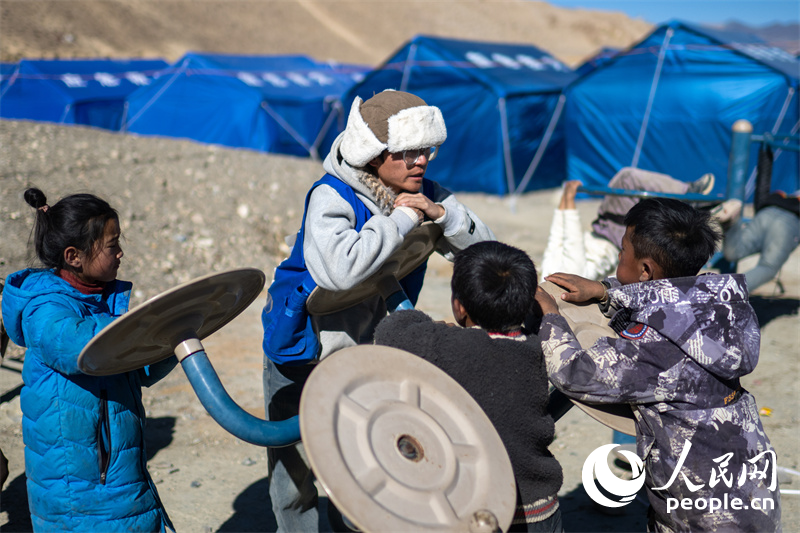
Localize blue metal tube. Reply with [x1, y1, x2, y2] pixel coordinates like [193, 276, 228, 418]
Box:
[577, 185, 722, 203]
[727, 120, 753, 203]
[181, 351, 301, 447]
[751, 133, 800, 152]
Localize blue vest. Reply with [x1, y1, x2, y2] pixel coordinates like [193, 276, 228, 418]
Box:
[262, 174, 434, 365]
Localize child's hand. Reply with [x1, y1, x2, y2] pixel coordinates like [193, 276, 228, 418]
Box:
[535, 285, 560, 316]
[395, 193, 445, 221]
[544, 273, 606, 304]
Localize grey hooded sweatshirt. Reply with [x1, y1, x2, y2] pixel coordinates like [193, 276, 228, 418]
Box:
[304, 133, 495, 359]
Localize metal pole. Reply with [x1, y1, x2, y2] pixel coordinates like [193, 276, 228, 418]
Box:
[727, 119, 753, 203]
[745, 87, 795, 198]
[513, 93, 567, 196]
[498, 97, 515, 196]
[399, 43, 417, 92]
[632, 26, 673, 168]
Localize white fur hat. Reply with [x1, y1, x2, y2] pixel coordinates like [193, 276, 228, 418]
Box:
[339, 90, 447, 168]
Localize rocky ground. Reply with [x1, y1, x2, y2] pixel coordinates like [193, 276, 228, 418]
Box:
[1, 120, 798, 532]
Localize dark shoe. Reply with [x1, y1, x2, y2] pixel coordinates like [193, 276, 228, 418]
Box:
[688, 173, 715, 195]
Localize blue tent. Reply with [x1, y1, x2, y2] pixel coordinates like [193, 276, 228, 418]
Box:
[574, 48, 619, 77]
[123, 53, 369, 159]
[0, 62, 18, 91]
[344, 35, 578, 195]
[0, 58, 168, 130]
[564, 21, 800, 197]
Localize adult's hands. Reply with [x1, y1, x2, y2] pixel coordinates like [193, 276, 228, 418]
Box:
[395, 193, 445, 222]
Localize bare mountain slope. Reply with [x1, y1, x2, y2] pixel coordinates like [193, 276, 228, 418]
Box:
[0, 0, 652, 66]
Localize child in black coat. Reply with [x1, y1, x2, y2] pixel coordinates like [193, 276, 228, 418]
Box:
[375, 241, 563, 532]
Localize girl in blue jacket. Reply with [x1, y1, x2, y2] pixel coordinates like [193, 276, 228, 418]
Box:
[1, 188, 176, 532]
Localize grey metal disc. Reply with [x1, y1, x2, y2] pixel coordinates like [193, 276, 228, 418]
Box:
[541, 281, 636, 436]
[300, 345, 516, 533]
[78, 268, 265, 376]
[306, 222, 443, 316]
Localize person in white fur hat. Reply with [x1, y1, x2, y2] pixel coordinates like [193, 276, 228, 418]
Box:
[262, 89, 495, 532]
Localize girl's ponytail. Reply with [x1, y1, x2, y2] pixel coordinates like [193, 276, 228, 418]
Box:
[24, 188, 48, 211]
[25, 188, 53, 268]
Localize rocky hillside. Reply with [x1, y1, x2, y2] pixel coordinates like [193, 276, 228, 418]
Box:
[0, 0, 652, 67]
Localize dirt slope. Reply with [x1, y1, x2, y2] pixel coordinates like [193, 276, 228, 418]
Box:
[0, 0, 652, 66]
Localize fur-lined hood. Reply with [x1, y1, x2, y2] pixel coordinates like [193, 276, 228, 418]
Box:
[323, 132, 398, 216]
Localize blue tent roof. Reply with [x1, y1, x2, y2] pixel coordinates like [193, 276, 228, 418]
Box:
[678, 22, 799, 84]
[0, 62, 18, 93]
[395, 35, 576, 96]
[345, 35, 577, 195]
[123, 53, 369, 158]
[0, 62, 17, 80]
[565, 20, 799, 198]
[574, 48, 620, 77]
[0, 58, 169, 130]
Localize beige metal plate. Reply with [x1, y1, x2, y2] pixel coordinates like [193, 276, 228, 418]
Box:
[306, 222, 442, 316]
[541, 281, 636, 436]
[300, 345, 516, 533]
[78, 268, 265, 376]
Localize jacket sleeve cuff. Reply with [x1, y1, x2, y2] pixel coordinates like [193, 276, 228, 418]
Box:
[435, 203, 467, 236]
[433, 204, 447, 224]
[390, 206, 421, 236]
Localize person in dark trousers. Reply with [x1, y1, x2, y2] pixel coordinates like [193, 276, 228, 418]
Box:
[262, 90, 494, 532]
[716, 190, 800, 293]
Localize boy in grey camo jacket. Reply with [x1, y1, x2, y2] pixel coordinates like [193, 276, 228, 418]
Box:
[536, 198, 780, 532]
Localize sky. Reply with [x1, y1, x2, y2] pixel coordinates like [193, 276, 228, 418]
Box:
[544, 0, 799, 27]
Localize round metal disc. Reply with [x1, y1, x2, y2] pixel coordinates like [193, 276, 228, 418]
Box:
[541, 281, 636, 436]
[306, 222, 443, 316]
[78, 268, 265, 376]
[300, 345, 516, 533]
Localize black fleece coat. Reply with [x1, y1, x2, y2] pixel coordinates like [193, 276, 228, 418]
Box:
[374, 309, 563, 507]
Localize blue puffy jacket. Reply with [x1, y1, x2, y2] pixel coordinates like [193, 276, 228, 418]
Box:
[1, 269, 175, 532]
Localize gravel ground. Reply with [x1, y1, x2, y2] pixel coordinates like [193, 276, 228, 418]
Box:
[0, 120, 319, 303]
[1, 120, 798, 532]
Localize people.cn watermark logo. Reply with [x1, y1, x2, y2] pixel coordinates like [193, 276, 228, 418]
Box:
[583, 439, 778, 512]
[582, 443, 646, 508]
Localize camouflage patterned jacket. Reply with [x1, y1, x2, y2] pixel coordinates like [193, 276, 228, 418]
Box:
[540, 273, 781, 532]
